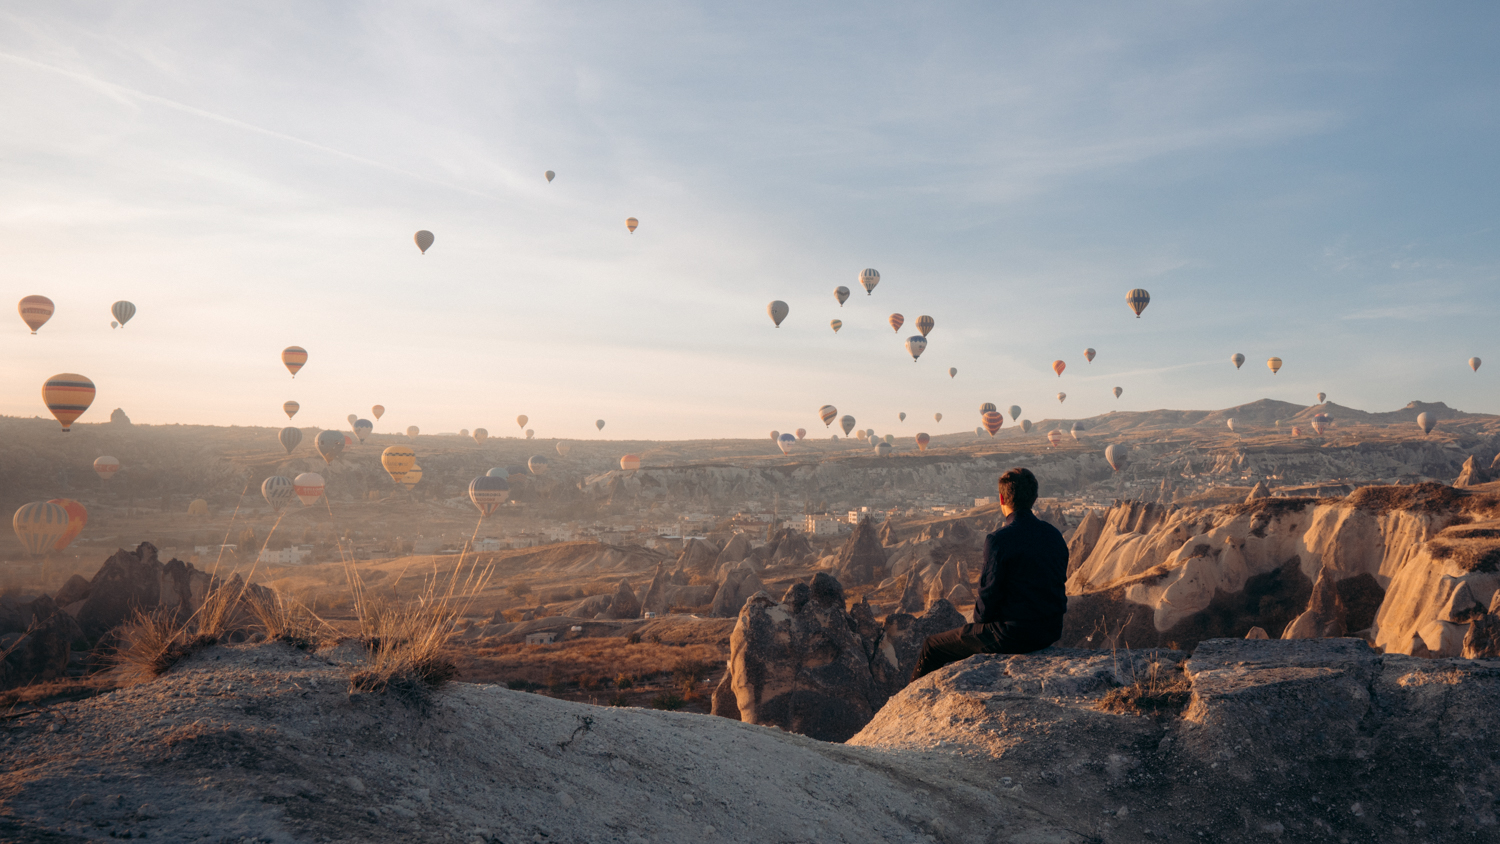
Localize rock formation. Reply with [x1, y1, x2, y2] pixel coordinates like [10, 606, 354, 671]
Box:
[1454, 455, 1490, 487]
[1462, 588, 1500, 658]
[597, 579, 640, 620]
[62, 542, 271, 641]
[108, 407, 131, 426]
[1245, 480, 1270, 501]
[714, 532, 751, 567]
[708, 565, 764, 618]
[676, 537, 720, 573]
[766, 528, 814, 566]
[1282, 568, 1347, 638]
[0, 594, 83, 690]
[833, 518, 887, 586]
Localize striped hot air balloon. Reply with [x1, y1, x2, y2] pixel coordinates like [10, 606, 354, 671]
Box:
[1047, 430, 1063, 447]
[42, 373, 95, 432]
[915, 432, 930, 451]
[1311, 414, 1329, 435]
[1291, 426, 1303, 437]
[293, 473, 325, 506]
[835, 286, 850, 306]
[283, 401, 299, 419]
[626, 217, 638, 233]
[1071, 421, 1086, 441]
[314, 430, 345, 462]
[830, 319, 842, 333]
[18, 295, 54, 334]
[1052, 360, 1066, 377]
[916, 316, 934, 337]
[1267, 357, 1283, 374]
[1126, 288, 1151, 317]
[819, 405, 838, 427]
[111, 301, 136, 327]
[94, 456, 120, 481]
[400, 465, 423, 490]
[979, 402, 997, 414]
[1113, 387, 1123, 398]
[1084, 348, 1096, 363]
[382, 445, 416, 483]
[1020, 419, 1033, 433]
[281, 346, 308, 377]
[13, 502, 69, 556]
[528, 455, 551, 475]
[415, 230, 434, 253]
[48, 499, 87, 552]
[1057, 392, 1066, 403]
[889, 313, 904, 333]
[353, 419, 373, 443]
[262, 476, 296, 510]
[279, 426, 302, 454]
[981, 411, 1004, 436]
[620, 454, 641, 471]
[859, 268, 880, 295]
[905, 335, 927, 361]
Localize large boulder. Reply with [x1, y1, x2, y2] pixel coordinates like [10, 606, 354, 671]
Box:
[108, 407, 131, 426]
[1462, 589, 1500, 658]
[1245, 481, 1271, 501]
[0, 595, 84, 690]
[726, 574, 883, 742]
[708, 565, 764, 618]
[833, 518, 887, 586]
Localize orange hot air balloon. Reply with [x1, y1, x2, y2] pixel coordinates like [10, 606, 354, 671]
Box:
[915, 432, 931, 451]
[626, 217, 638, 233]
[1267, 357, 1283, 375]
[889, 313, 905, 333]
[48, 498, 88, 551]
[1084, 348, 1096, 363]
[1052, 360, 1066, 377]
[372, 405, 385, 420]
[981, 411, 1004, 436]
[42, 373, 95, 432]
[282, 346, 308, 377]
[18, 295, 55, 334]
[1291, 426, 1303, 437]
[1047, 430, 1063, 447]
[620, 454, 641, 471]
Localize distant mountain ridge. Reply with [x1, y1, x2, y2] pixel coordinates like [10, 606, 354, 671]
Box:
[1026, 399, 1493, 435]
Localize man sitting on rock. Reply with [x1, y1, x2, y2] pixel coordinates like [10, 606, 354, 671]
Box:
[911, 467, 1068, 679]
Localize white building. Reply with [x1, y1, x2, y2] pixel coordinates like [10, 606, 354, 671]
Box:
[474, 538, 502, 552]
[257, 545, 313, 565]
[804, 515, 843, 537]
[524, 632, 556, 645]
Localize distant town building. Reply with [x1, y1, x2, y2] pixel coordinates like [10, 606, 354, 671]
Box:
[474, 538, 501, 552]
[412, 536, 441, 554]
[804, 515, 843, 537]
[974, 497, 993, 507]
[258, 545, 314, 565]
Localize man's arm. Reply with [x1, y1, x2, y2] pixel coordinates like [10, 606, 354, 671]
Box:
[974, 532, 1006, 624]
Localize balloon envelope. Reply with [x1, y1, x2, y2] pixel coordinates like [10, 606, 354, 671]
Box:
[777, 433, 796, 454]
[835, 286, 850, 306]
[915, 433, 930, 451]
[48, 499, 87, 552]
[406, 425, 420, 438]
[889, 313, 904, 333]
[768, 301, 789, 327]
[469, 476, 510, 517]
[486, 467, 509, 479]
[840, 415, 856, 435]
[1126, 288, 1150, 317]
[415, 230, 434, 253]
[314, 430, 345, 463]
[916, 315, 934, 337]
[1227, 419, 1237, 432]
[949, 367, 957, 378]
[1020, 419, 1033, 433]
[283, 401, 299, 419]
[1047, 430, 1063, 447]
[859, 268, 880, 295]
[473, 428, 488, 444]
[795, 428, 807, 440]
[1084, 348, 1095, 363]
[620, 454, 641, 471]
[381, 445, 416, 482]
[1008, 405, 1021, 421]
[111, 301, 136, 327]
[819, 405, 838, 427]
[596, 419, 606, 431]
[279, 426, 303, 454]
[18, 295, 54, 334]
[293, 473, 325, 506]
[905, 335, 927, 361]
[525, 429, 534, 440]
[934, 413, 942, 422]
[830, 319, 842, 333]
[1267, 357, 1283, 374]
[281, 346, 307, 377]
[1113, 387, 1123, 398]
[1105, 443, 1129, 472]
[545, 170, 555, 182]
[353, 419, 373, 442]
[372, 405, 385, 420]
[556, 442, 571, 457]
[528, 455, 550, 475]
[262, 476, 295, 510]
[1317, 393, 1326, 404]
[898, 412, 906, 422]
[626, 217, 638, 232]
[1052, 360, 1065, 377]
[1232, 353, 1245, 369]
[94, 456, 120, 481]
[1417, 412, 1436, 434]
[517, 415, 528, 429]
[42, 373, 95, 432]
[981, 411, 1003, 436]
[875, 442, 892, 457]
[400, 465, 423, 490]
[979, 402, 996, 414]
[1470, 357, 1482, 372]
[1057, 392, 1066, 403]
[13, 502, 68, 556]
[1311, 414, 1329, 435]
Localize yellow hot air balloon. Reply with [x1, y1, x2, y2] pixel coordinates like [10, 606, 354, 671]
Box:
[381, 445, 416, 483]
[406, 425, 420, 439]
[282, 346, 308, 377]
[831, 319, 842, 333]
[42, 373, 95, 432]
[889, 313, 904, 333]
[13, 502, 69, 556]
[283, 401, 299, 419]
[48, 498, 88, 552]
[415, 230, 434, 254]
[626, 217, 638, 233]
[401, 464, 423, 490]
[517, 415, 528, 429]
[18, 295, 54, 334]
[1267, 357, 1283, 374]
[372, 405, 385, 420]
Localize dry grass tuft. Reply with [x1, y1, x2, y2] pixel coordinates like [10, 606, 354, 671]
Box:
[1095, 659, 1192, 716]
[111, 578, 258, 681]
[245, 590, 332, 650]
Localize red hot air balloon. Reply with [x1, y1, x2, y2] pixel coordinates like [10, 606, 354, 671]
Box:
[1052, 360, 1066, 377]
[48, 499, 88, 551]
[915, 433, 930, 451]
[1047, 430, 1063, 447]
[1084, 348, 1096, 363]
[981, 411, 1004, 436]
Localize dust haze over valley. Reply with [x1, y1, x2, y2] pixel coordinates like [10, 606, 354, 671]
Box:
[7, 2, 1500, 843]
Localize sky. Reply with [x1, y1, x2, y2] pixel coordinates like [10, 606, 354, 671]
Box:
[2, 2, 1498, 441]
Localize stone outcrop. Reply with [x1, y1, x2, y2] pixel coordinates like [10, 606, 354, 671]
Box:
[1462, 588, 1500, 658]
[676, 538, 720, 573]
[63, 542, 271, 641]
[765, 528, 814, 566]
[1454, 455, 1490, 487]
[1, 595, 84, 690]
[715, 532, 751, 567]
[108, 407, 131, 426]
[709, 565, 764, 618]
[833, 518, 887, 586]
[1282, 568, 1347, 638]
[1245, 480, 1271, 501]
[598, 579, 640, 620]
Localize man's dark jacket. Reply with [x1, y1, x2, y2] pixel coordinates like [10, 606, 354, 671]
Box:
[975, 509, 1069, 625]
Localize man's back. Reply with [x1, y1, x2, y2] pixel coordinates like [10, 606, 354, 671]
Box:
[975, 510, 1068, 624]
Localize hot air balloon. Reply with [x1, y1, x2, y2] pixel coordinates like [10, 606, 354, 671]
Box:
[111, 321, 118, 329]
[905, 336, 927, 361]
[934, 413, 942, 422]
[1311, 414, 1329, 435]
[1057, 392, 1066, 404]
[859, 268, 880, 295]
[830, 319, 843, 333]
[1227, 419, 1237, 433]
[262, 476, 295, 510]
[353, 419, 373, 442]
[486, 467, 509, 479]
[1267, 357, 1283, 374]
[413, 230, 436, 254]
[315, 430, 345, 462]
[545, 170, 555, 182]
[979, 402, 996, 414]
[898, 412, 906, 422]
[975, 427, 983, 437]
[1470, 357, 1482, 372]
[596, 419, 606, 431]
[347, 414, 359, 428]
[13, 502, 69, 556]
[293, 473, 325, 506]
[819, 405, 838, 427]
[400, 465, 423, 490]
[835, 286, 850, 306]
[528, 455, 550, 475]
[1317, 393, 1326, 404]
[916, 316, 934, 337]
[1291, 426, 1303, 437]
[768, 301, 789, 327]
[517, 415, 529, 429]
[1047, 430, 1063, 447]
[915, 433, 930, 451]
[42, 373, 94, 432]
[382, 445, 416, 483]
[48, 499, 87, 552]
[526, 429, 534, 440]
[94, 456, 120, 481]
[1052, 360, 1066, 377]
[283, 401, 299, 419]
[1020, 419, 1032, 433]
[407, 425, 420, 439]
[626, 217, 638, 233]
[18, 295, 54, 334]
[1008, 405, 1021, 421]
[1113, 387, 1122, 399]
[461, 429, 470, 437]
[1126, 288, 1150, 317]
[875, 442, 893, 457]
[111, 301, 136, 327]
[1417, 412, 1436, 435]
[981, 411, 1004, 436]
[1105, 443, 1129, 472]
[884, 434, 895, 444]
[1071, 421, 1085, 441]
[949, 367, 957, 378]
[467, 476, 509, 516]
[795, 428, 807, 440]
[620, 454, 641, 471]
[1084, 348, 1096, 363]
[889, 313, 904, 333]
[470, 428, 487, 444]
[279, 426, 303, 454]
[372, 405, 385, 420]
[1231, 353, 1245, 369]
[556, 442, 571, 457]
[777, 433, 796, 454]
[840, 415, 856, 435]
[282, 346, 308, 377]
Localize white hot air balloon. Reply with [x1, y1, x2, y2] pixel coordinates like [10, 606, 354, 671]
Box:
[905, 336, 927, 361]
[768, 300, 789, 327]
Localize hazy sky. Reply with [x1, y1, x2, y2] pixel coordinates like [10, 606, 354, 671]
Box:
[3, 3, 1498, 440]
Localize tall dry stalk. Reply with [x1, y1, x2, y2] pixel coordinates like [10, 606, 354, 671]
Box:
[244, 589, 333, 648]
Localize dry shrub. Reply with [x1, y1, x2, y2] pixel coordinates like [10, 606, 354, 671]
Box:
[1095, 659, 1192, 716]
[650, 692, 685, 711]
[245, 590, 332, 649]
[111, 577, 257, 681]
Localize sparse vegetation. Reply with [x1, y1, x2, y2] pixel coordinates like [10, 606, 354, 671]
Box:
[244, 589, 331, 649]
[650, 692, 685, 710]
[1095, 659, 1192, 716]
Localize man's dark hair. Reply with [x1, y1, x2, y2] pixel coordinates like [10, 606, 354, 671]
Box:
[998, 467, 1039, 511]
